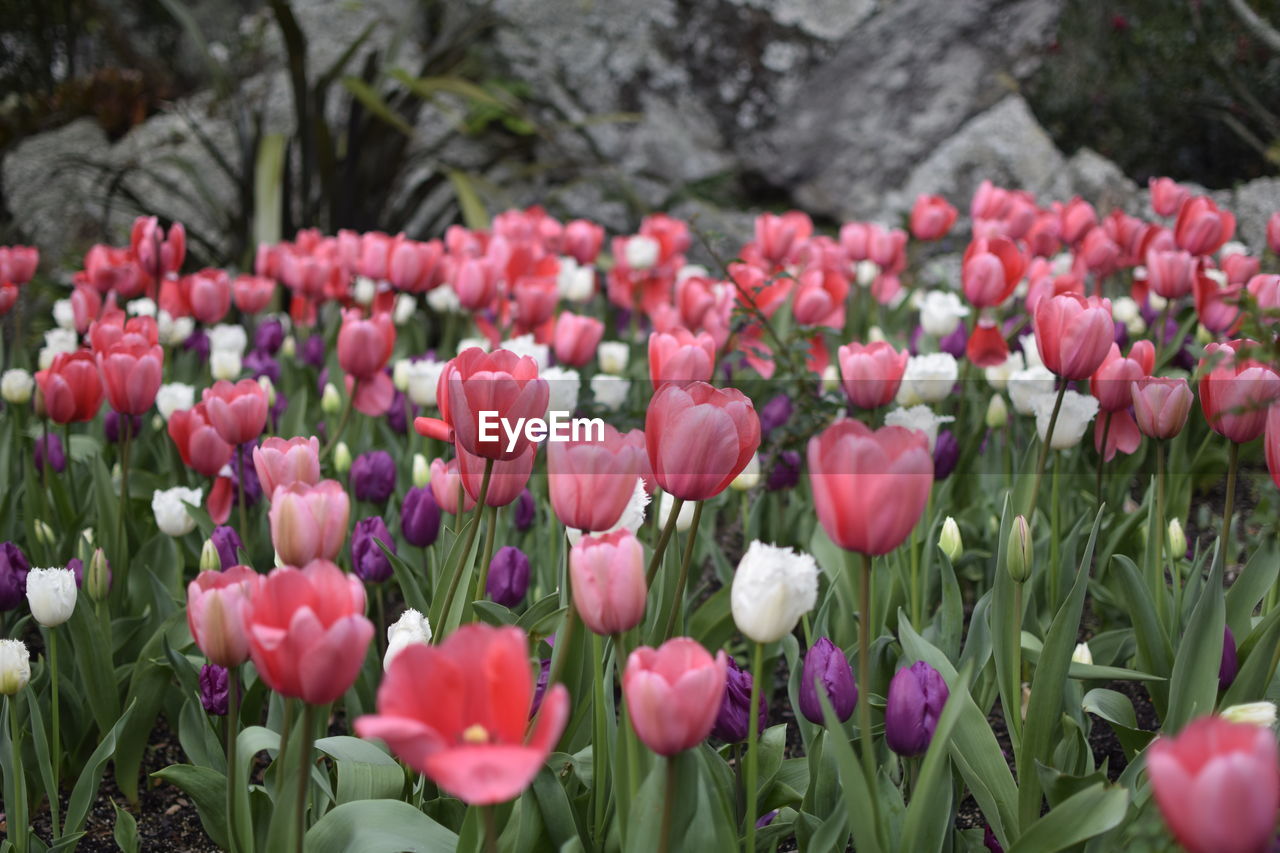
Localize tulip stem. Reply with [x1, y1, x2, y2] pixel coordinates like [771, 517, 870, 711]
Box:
[1009, 580, 1024, 745]
[661, 501, 703, 640]
[1027, 382, 1067, 519]
[235, 447, 248, 550]
[62, 423, 76, 518]
[646, 496, 684, 586]
[1223, 441, 1239, 573]
[437, 459, 493, 634]
[294, 703, 315, 853]
[473, 505, 499, 603]
[226, 666, 242, 853]
[743, 640, 764, 853]
[48, 628, 60, 837]
[1095, 412, 1112, 509]
[614, 632, 640, 835]
[658, 756, 678, 853]
[482, 805, 499, 853]
[320, 385, 355, 462]
[591, 633, 608, 842]
[8, 695, 28, 853]
[855, 552, 878, 799]
[116, 416, 131, 588]
[1155, 440, 1170, 618]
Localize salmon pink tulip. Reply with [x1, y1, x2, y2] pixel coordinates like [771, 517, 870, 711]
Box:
[548, 424, 642, 532]
[459, 443, 536, 508]
[444, 347, 550, 462]
[1175, 196, 1236, 256]
[552, 312, 604, 368]
[1091, 341, 1154, 413]
[268, 480, 351, 566]
[168, 402, 234, 477]
[1131, 377, 1194, 440]
[570, 529, 647, 636]
[429, 457, 476, 515]
[202, 378, 268, 445]
[97, 336, 164, 414]
[1033, 292, 1113, 380]
[962, 236, 1025, 308]
[1199, 341, 1280, 443]
[253, 436, 321, 500]
[837, 341, 908, 409]
[648, 328, 716, 389]
[35, 351, 104, 424]
[645, 381, 760, 502]
[623, 638, 727, 756]
[337, 309, 395, 380]
[909, 194, 958, 241]
[187, 566, 260, 667]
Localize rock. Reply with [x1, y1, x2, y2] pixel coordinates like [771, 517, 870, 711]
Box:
[1051, 147, 1141, 213]
[1232, 177, 1280, 254]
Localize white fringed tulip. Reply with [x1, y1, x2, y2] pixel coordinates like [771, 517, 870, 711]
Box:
[731, 541, 819, 644]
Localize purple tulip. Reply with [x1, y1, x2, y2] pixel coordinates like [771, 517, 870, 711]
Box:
[487, 546, 530, 607]
[351, 450, 396, 504]
[244, 349, 281, 385]
[939, 324, 968, 359]
[351, 517, 396, 583]
[755, 810, 779, 829]
[799, 636, 858, 725]
[983, 825, 1004, 853]
[254, 318, 285, 354]
[884, 661, 949, 757]
[711, 655, 767, 742]
[232, 443, 263, 506]
[513, 488, 536, 531]
[34, 433, 66, 474]
[104, 411, 143, 443]
[211, 525, 245, 569]
[909, 324, 924, 356]
[933, 430, 959, 480]
[386, 390, 412, 435]
[766, 450, 802, 491]
[200, 664, 229, 716]
[0, 542, 31, 610]
[759, 394, 793, 436]
[400, 487, 441, 548]
[529, 656, 552, 719]
[68, 557, 84, 587]
[1220, 626, 1238, 690]
[301, 335, 326, 369]
[184, 328, 210, 363]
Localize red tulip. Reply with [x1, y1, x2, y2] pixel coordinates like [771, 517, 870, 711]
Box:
[268, 480, 351, 566]
[429, 457, 476, 515]
[444, 348, 550, 462]
[356, 624, 569, 805]
[552, 312, 604, 368]
[337, 309, 395, 380]
[97, 336, 163, 414]
[1149, 177, 1189, 218]
[962, 236, 1025, 308]
[1091, 340, 1154, 413]
[837, 341, 908, 409]
[1145, 249, 1196, 299]
[1131, 377, 1194, 440]
[648, 328, 716, 389]
[909, 195, 958, 241]
[246, 560, 373, 705]
[187, 565, 260, 667]
[1059, 197, 1098, 245]
[807, 418, 933, 555]
[130, 215, 186, 279]
[253, 436, 321, 500]
[1147, 715, 1279, 853]
[1033, 292, 1113, 380]
[202, 378, 268, 445]
[1175, 196, 1236, 256]
[965, 319, 1010, 368]
[548, 423, 642, 532]
[645, 381, 760, 502]
[169, 402, 235, 477]
[35, 351, 104, 424]
[1199, 340, 1280, 443]
[185, 269, 232, 324]
[571, 529, 647, 636]
[623, 638, 727, 756]
[563, 219, 605, 265]
[458, 443, 536, 507]
[233, 275, 276, 314]
[753, 211, 813, 267]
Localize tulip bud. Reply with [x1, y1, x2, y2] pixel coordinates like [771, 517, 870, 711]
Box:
[731, 453, 761, 491]
[939, 517, 963, 561]
[798, 636, 857, 725]
[1, 368, 34, 405]
[321, 382, 342, 414]
[384, 607, 432, 671]
[0, 639, 31, 695]
[258, 375, 276, 407]
[884, 661, 949, 757]
[1071, 642, 1093, 666]
[597, 341, 629, 376]
[334, 441, 352, 474]
[487, 546, 530, 607]
[1195, 323, 1212, 345]
[731, 541, 819, 644]
[985, 395, 1009, 429]
[412, 453, 429, 488]
[1167, 518, 1187, 560]
[34, 520, 55, 547]
[200, 538, 221, 572]
[867, 325, 887, 343]
[281, 335, 296, 358]
[710, 655, 766, 742]
[200, 664, 229, 716]
[821, 364, 840, 392]
[26, 567, 77, 627]
[393, 359, 412, 392]
[1007, 515, 1032, 583]
[1221, 701, 1277, 728]
[86, 548, 111, 602]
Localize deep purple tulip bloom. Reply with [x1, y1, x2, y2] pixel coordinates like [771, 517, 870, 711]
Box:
[1219, 626, 1238, 690]
[513, 488, 536, 531]
[211, 525, 244, 569]
[711, 655, 766, 742]
[68, 557, 84, 588]
[387, 390, 411, 434]
[766, 450, 802, 491]
[400, 487, 441, 548]
[301, 335, 326, 369]
[351, 450, 396, 504]
[939, 324, 968, 359]
[0, 541, 31, 611]
[184, 328, 210, 363]
[759, 394, 793, 437]
[983, 825, 1004, 853]
[232, 443, 263, 506]
[254, 318, 285, 354]
[351, 516, 396, 583]
[755, 810, 779, 829]
[487, 546, 530, 607]
[933, 430, 959, 480]
[34, 432, 66, 474]
[200, 664, 229, 716]
[244, 349, 281, 385]
[104, 410, 143, 443]
[884, 661, 949, 757]
[798, 636, 858, 725]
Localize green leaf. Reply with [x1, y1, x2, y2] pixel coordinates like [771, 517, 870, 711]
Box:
[1081, 689, 1154, 760]
[1165, 553, 1225, 732]
[1007, 783, 1128, 853]
[1221, 603, 1280, 707]
[112, 800, 140, 853]
[150, 765, 228, 850]
[342, 77, 416, 136]
[531, 763, 583, 850]
[1111, 555, 1173, 714]
[1225, 543, 1278, 639]
[446, 169, 490, 231]
[253, 133, 288, 248]
[64, 699, 136, 838]
[314, 736, 404, 804]
[818, 694, 884, 853]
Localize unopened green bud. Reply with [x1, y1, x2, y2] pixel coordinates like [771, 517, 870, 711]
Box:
[34, 520, 55, 547]
[321, 383, 342, 414]
[1167, 518, 1187, 560]
[412, 453, 430, 488]
[200, 539, 221, 573]
[87, 548, 112, 603]
[258, 375, 276, 407]
[986, 395, 1009, 429]
[281, 335, 296, 358]
[939, 516, 963, 561]
[1007, 515, 1032, 583]
[334, 442, 353, 474]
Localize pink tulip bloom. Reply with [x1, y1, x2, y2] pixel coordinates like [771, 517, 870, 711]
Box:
[356, 624, 569, 805]
[454, 257, 499, 310]
[623, 638, 727, 756]
[429, 457, 477, 515]
[648, 328, 716, 389]
[1131, 377, 1194, 440]
[1199, 340, 1280, 443]
[753, 211, 813, 268]
[1147, 716, 1279, 853]
[563, 219, 605, 265]
[1059, 197, 1098, 245]
[1145, 248, 1196, 299]
[233, 275, 276, 314]
[1091, 341, 1154, 413]
[548, 424, 642, 532]
[202, 378, 269, 446]
[169, 402, 234, 477]
[962, 236, 1025, 308]
[445, 348, 550, 462]
[246, 560, 373, 705]
[552, 312, 605, 368]
[253, 436, 321, 500]
[1094, 409, 1142, 462]
[459, 443, 536, 508]
[571, 529, 647, 636]
[97, 335, 164, 415]
[130, 215, 186, 279]
[1034, 292, 1113, 380]
[1149, 177, 1189, 218]
[186, 268, 232, 324]
[1267, 405, 1280, 491]
[909, 194, 958, 241]
[337, 309, 395, 380]
[1175, 196, 1236, 256]
[187, 565, 260, 667]
[1194, 269, 1243, 335]
[808, 418, 933, 556]
[837, 341, 908, 410]
[268, 480, 350, 566]
[646, 381, 760, 502]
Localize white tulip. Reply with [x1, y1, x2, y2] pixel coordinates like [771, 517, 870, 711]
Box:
[158, 311, 195, 346]
[1019, 334, 1043, 369]
[44, 328, 78, 358]
[0, 639, 31, 695]
[542, 366, 580, 415]
[1221, 701, 1277, 728]
[1071, 642, 1093, 666]
[984, 351, 1025, 390]
[210, 349, 242, 381]
[590, 374, 630, 412]
[456, 336, 491, 354]
[624, 235, 659, 270]
[26, 567, 77, 627]
[557, 257, 595, 302]
[918, 290, 970, 338]
[155, 383, 195, 421]
[152, 487, 203, 537]
[731, 541, 819, 644]
[52, 299, 75, 330]
[406, 358, 446, 408]
[500, 334, 549, 371]
[939, 517, 963, 561]
[321, 383, 342, 414]
[393, 293, 417, 326]
[884, 405, 954, 452]
[352, 276, 377, 306]
[658, 491, 695, 532]
[1033, 390, 1098, 450]
[731, 453, 761, 491]
[126, 297, 157, 317]
[412, 453, 430, 488]
[897, 353, 958, 406]
[566, 479, 649, 546]
[209, 323, 248, 356]
[1, 369, 34, 405]
[1007, 365, 1056, 416]
[425, 283, 463, 314]
[384, 608, 433, 671]
[855, 260, 879, 287]
[597, 342, 630, 376]
[986, 394, 1010, 429]
[392, 359, 412, 393]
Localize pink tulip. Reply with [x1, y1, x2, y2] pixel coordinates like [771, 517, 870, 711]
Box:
[1059, 197, 1098, 244]
[453, 257, 499, 310]
[548, 424, 642, 532]
[1145, 249, 1196, 299]
[253, 436, 321, 499]
[1149, 177, 1189, 217]
[791, 268, 848, 329]
[358, 232, 393, 281]
[0, 245, 38, 284]
[1091, 341, 1154, 412]
[648, 328, 716, 389]
[1034, 292, 1113, 380]
[1194, 269, 1243, 335]
[1147, 715, 1279, 853]
[169, 402, 234, 477]
[623, 638, 727, 756]
[1267, 405, 1280, 491]
[1248, 275, 1280, 324]
[1131, 377, 1194, 440]
[646, 381, 760, 502]
[130, 215, 185, 279]
[552, 312, 605, 368]
[458, 443, 536, 508]
[807, 418, 933, 556]
[186, 268, 232, 324]
[562, 219, 605, 265]
[429, 457, 476, 514]
[444, 348, 550, 462]
[753, 211, 813, 267]
[97, 335, 164, 415]
[571, 529, 647, 636]
[962, 236, 1025, 308]
[1094, 409, 1141, 463]
[337, 309, 395, 380]
[909, 195, 958, 241]
[202, 378, 269, 446]
[388, 237, 443, 293]
[1268, 212, 1280, 255]
[233, 275, 276, 314]
[245, 560, 373, 705]
[1176, 196, 1236, 256]
[837, 341, 908, 409]
[1199, 340, 1280, 443]
[187, 566, 260, 667]
[268, 480, 350, 566]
